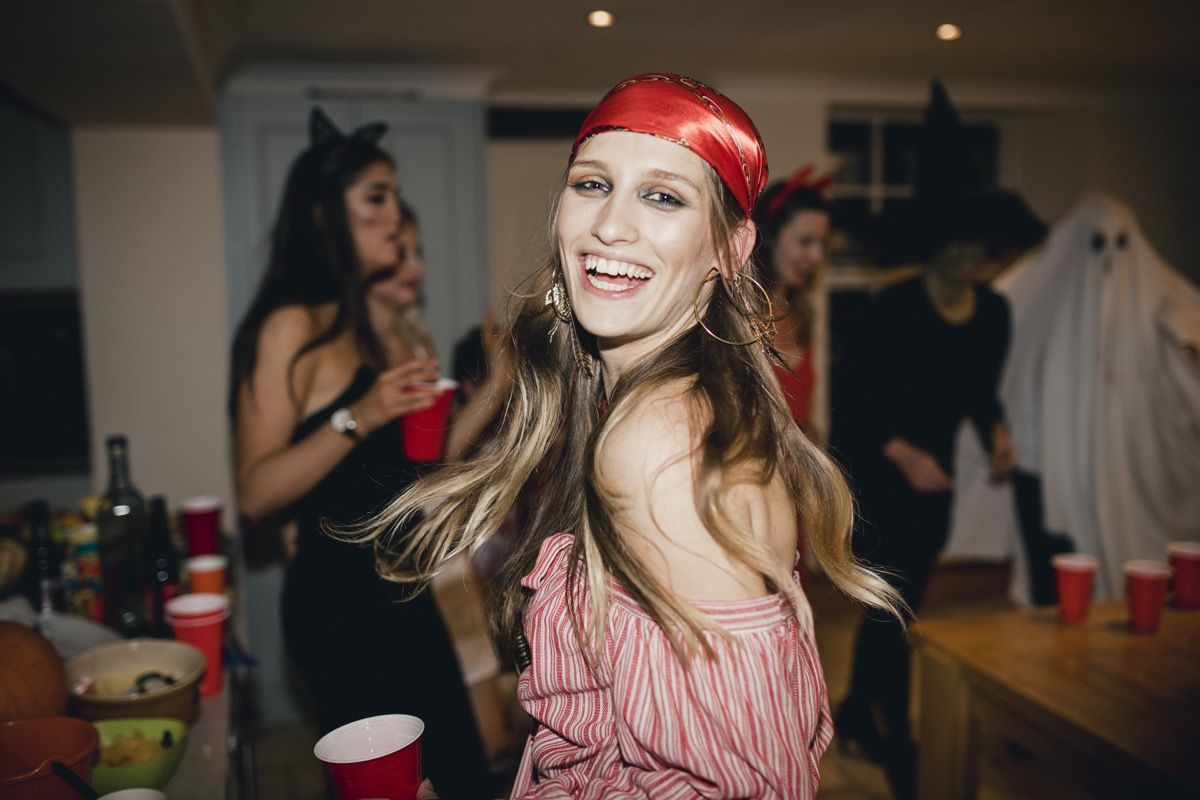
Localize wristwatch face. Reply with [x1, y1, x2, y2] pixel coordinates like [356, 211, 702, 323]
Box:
[331, 407, 358, 437]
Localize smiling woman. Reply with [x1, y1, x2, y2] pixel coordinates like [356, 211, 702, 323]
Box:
[559, 132, 726, 362]
[360, 73, 900, 799]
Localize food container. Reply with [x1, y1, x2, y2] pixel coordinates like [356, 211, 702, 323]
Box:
[0, 716, 98, 800]
[65, 639, 205, 723]
[92, 718, 187, 794]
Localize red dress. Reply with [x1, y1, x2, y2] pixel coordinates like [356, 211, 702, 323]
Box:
[773, 349, 816, 432]
[511, 532, 833, 799]
[774, 351, 816, 583]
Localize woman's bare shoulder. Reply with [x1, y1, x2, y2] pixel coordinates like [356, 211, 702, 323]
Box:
[600, 379, 702, 475]
[257, 304, 322, 359]
[598, 379, 794, 600]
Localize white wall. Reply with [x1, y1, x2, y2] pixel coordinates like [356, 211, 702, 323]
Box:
[485, 140, 566, 314]
[72, 128, 233, 523]
[1006, 106, 1200, 276]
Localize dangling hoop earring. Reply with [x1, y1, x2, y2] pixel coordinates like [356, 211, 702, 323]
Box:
[692, 267, 775, 347]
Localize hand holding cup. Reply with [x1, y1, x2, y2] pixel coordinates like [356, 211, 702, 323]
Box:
[353, 359, 440, 435]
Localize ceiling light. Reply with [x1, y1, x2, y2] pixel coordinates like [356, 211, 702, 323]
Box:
[936, 23, 962, 41]
[588, 10, 615, 28]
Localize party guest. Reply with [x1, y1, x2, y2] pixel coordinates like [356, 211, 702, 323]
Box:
[831, 200, 1014, 799]
[753, 167, 833, 441]
[361, 73, 899, 800]
[229, 109, 490, 798]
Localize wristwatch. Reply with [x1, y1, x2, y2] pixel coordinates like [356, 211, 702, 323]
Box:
[330, 407, 360, 440]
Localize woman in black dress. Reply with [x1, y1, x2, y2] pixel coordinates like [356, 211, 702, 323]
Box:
[229, 109, 490, 798]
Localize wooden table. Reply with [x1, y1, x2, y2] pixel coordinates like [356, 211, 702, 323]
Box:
[915, 601, 1200, 799]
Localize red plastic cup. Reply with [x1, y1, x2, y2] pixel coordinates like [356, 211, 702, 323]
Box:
[1167, 541, 1200, 609]
[180, 496, 222, 556]
[401, 379, 458, 462]
[314, 714, 425, 800]
[1124, 560, 1171, 634]
[186, 555, 228, 594]
[165, 593, 229, 696]
[1052, 553, 1098, 623]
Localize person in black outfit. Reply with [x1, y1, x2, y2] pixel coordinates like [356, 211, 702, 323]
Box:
[831, 207, 1015, 799]
[229, 109, 491, 798]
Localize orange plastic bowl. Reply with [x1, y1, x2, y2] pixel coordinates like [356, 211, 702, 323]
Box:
[0, 716, 98, 800]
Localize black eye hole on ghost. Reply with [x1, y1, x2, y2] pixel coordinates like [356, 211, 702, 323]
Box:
[1091, 231, 1107, 254]
[1116, 231, 1129, 250]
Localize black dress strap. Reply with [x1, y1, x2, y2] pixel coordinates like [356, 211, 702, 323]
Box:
[291, 366, 376, 443]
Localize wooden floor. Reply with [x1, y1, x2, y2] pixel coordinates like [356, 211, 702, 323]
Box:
[254, 559, 1090, 799]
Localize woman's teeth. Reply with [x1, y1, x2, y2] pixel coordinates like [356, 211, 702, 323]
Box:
[584, 255, 652, 291]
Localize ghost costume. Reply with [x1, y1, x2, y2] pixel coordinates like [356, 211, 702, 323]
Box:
[947, 193, 1200, 602]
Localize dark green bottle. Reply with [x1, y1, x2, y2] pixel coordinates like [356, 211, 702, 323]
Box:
[97, 435, 149, 637]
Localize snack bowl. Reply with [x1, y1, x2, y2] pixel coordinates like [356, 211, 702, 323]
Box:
[65, 639, 205, 723]
[0, 716, 98, 800]
[91, 718, 187, 794]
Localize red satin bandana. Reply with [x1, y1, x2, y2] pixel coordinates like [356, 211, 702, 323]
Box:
[571, 73, 769, 217]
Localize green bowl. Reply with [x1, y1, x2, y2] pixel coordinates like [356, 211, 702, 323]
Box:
[91, 718, 186, 795]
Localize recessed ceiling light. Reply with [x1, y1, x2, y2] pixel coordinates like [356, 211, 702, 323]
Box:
[588, 10, 615, 28]
[936, 23, 962, 41]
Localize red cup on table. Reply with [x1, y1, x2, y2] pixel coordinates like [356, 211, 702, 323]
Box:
[165, 593, 229, 696]
[1167, 541, 1200, 609]
[314, 714, 425, 800]
[1052, 553, 1099, 623]
[401, 378, 458, 462]
[1124, 560, 1171, 634]
[180, 496, 222, 556]
[185, 554, 228, 594]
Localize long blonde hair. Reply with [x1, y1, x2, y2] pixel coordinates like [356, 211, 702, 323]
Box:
[355, 167, 899, 663]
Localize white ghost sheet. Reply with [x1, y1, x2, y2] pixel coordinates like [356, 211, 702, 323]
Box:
[946, 192, 1200, 602]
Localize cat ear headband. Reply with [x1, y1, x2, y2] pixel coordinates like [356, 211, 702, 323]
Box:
[308, 106, 388, 146]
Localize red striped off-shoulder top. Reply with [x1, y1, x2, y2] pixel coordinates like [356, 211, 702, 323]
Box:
[510, 532, 833, 799]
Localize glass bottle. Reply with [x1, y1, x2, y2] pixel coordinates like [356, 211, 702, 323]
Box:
[97, 435, 149, 637]
[23, 499, 62, 617]
[146, 496, 181, 636]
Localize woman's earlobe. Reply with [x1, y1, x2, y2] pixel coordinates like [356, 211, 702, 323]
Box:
[732, 219, 758, 267]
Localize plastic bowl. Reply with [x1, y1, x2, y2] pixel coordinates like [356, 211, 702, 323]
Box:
[0, 716, 98, 800]
[91, 718, 186, 795]
[65, 639, 205, 723]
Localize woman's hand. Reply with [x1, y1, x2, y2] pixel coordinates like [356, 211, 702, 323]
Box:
[481, 310, 514, 391]
[884, 437, 952, 493]
[416, 778, 439, 799]
[352, 359, 441, 435]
